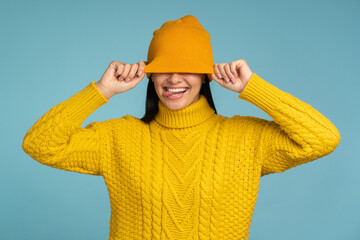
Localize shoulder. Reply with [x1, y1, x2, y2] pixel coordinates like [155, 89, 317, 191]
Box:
[103, 115, 148, 130]
[224, 115, 271, 131]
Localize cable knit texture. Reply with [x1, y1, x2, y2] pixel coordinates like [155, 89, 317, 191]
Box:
[22, 73, 341, 240]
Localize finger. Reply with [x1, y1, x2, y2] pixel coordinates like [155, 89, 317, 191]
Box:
[121, 64, 131, 82]
[210, 73, 221, 82]
[132, 61, 146, 80]
[211, 74, 224, 86]
[137, 61, 146, 76]
[116, 64, 125, 79]
[229, 61, 238, 79]
[218, 64, 230, 83]
[109, 61, 118, 72]
[214, 64, 223, 81]
[237, 59, 245, 67]
[132, 71, 145, 85]
[107, 61, 119, 78]
[224, 64, 236, 84]
[211, 73, 224, 86]
[127, 64, 138, 80]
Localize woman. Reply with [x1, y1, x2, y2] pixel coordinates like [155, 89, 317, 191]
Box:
[22, 15, 341, 240]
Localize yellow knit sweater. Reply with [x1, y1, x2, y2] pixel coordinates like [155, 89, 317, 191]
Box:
[22, 73, 341, 240]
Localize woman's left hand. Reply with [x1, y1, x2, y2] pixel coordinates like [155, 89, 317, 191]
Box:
[211, 59, 253, 93]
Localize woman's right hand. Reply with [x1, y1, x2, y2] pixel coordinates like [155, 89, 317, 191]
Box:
[95, 61, 146, 99]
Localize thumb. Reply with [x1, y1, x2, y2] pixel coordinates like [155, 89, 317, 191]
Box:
[211, 73, 225, 86]
[132, 71, 146, 86]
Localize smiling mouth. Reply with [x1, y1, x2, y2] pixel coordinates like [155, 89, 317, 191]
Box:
[163, 87, 189, 92]
[163, 87, 189, 98]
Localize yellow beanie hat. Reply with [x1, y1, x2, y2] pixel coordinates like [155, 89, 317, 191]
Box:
[144, 15, 214, 82]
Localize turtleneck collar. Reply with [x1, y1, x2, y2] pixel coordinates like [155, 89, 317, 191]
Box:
[154, 94, 215, 129]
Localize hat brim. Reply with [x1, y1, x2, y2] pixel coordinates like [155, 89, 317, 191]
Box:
[144, 61, 213, 82]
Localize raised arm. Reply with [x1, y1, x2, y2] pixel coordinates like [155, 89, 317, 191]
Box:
[22, 81, 111, 175]
[237, 73, 341, 176]
[22, 60, 146, 175]
[211, 59, 341, 176]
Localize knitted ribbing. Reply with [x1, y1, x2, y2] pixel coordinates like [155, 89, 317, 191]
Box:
[155, 94, 215, 128]
[22, 73, 341, 239]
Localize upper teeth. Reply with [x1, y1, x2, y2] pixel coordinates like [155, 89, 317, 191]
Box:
[166, 88, 188, 92]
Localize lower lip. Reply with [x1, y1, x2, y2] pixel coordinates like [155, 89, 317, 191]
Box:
[163, 89, 189, 100]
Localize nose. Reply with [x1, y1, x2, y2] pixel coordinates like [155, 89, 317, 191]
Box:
[167, 73, 183, 85]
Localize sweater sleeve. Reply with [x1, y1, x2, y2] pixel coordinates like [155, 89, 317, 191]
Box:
[22, 81, 111, 176]
[238, 73, 341, 176]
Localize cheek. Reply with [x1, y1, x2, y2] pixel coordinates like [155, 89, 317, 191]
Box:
[193, 82, 203, 90]
[155, 86, 162, 96]
[154, 86, 158, 94]
[154, 83, 161, 92]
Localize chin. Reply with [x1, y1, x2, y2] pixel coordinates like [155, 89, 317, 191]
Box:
[166, 101, 189, 111]
[159, 94, 199, 110]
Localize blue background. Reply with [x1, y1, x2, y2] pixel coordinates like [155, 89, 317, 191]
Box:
[1, 0, 358, 239]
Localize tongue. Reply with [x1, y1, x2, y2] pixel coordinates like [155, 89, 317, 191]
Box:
[163, 89, 187, 96]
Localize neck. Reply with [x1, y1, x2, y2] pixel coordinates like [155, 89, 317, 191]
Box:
[154, 95, 215, 129]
